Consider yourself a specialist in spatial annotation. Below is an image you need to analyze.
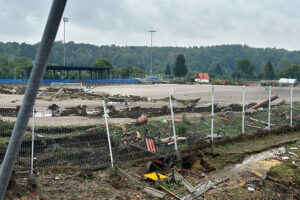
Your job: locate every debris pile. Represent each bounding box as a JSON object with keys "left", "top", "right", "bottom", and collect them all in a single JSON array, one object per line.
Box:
[
  {"left": 246, "top": 95, "right": 278, "bottom": 114},
  {"left": 39, "top": 87, "right": 109, "bottom": 100},
  {"left": 0, "top": 86, "right": 25, "bottom": 95}
]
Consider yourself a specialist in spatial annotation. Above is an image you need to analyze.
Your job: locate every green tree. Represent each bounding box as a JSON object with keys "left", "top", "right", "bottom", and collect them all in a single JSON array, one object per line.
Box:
[
  {"left": 262, "top": 60, "right": 274, "bottom": 79},
  {"left": 8, "top": 56, "right": 33, "bottom": 78},
  {"left": 277, "top": 58, "right": 292, "bottom": 71},
  {"left": 173, "top": 54, "right": 188, "bottom": 79},
  {"left": 211, "top": 63, "right": 223, "bottom": 77},
  {"left": 0, "top": 54, "right": 8, "bottom": 67},
  {"left": 278, "top": 64, "right": 300, "bottom": 79},
  {"left": 92, "top": 57, "right": 112, "bottom": 68},
  {"left": 236, "top": 58, "right": 255, "bottom": 79},
  {"left": 164, "top": 64, "right": 171, "bottom": 75},
  {"left": 120, "top": 66, "right": 145, "bottom": 78}
]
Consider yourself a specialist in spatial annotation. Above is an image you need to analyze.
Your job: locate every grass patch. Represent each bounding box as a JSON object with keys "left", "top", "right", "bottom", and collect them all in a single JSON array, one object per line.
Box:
[
  {"left": 269, "top": 140, "right": 300, "bottom": 185},
  {"left": 203, "top": 131, "right": 300, "bottom": 169}
]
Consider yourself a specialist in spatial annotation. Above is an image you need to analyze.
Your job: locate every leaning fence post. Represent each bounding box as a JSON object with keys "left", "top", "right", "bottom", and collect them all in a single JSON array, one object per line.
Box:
[
  {"left": 211, "top": 86, "right": 214, "bottom": 145},
  {"left": 290, "top": 84, "right": 294, "bottom": 127},
  {"left": 268, "top": 85, "right": 271, "bottom": 130},
  {"left": 30, "top": 106, "right": 35, "bottom": 175},
  {"left": 102, "top": 100, "right": 114, "bottom": 167},
  {"left": 242, "top": 85, "right": 245, "bottom": 136},
  {"left": 168, "top": 91, "right": 178, "bottom": 154}
]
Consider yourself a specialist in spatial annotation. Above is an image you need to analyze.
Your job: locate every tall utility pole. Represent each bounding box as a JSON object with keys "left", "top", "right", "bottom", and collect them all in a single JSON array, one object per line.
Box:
[
  {"left": 63, "top": 17, "right": 69, "bottom": 66},
  {"left": 0, "top": 0, "right": 67, "bottom": 198},
  {"left": 148, "top": 30, "right": 156, "bottom": 75}
]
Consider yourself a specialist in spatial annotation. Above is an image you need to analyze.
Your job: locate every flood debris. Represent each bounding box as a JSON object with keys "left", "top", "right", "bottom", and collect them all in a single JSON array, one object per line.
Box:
[
  {"left": 246, "top": 95, "right": 278, "bottom": 114},
  {"left": 48, "top": 104, "right": 88, "bottom": 116},
  {"left": 143, "top": 187, "right": 166, "bottom": 198},
  {"left": 181, "top": 177, "right": 229, "bottom": 200},
  {"left": 174, "top": 170, "right": 196, "bottom": 193},
  {"left": 116, "top": 166, "right": 140, "bottom": 184},
  {"left": 251, "top": 170, "right": 267, "bottom": 180},
  {"left": 136, "top": 114, "right": 148, "bottom": 125},
  {"left": 0, "top": 86, "right": 25, "bottom": 95},
  {"left": 39, "top": 87, "right": 109, "bottom": 101},
  {"left": 249, "top": 117, "right": 273, "bottom": 126},
  {"left": 144, "top": 172, "right": 167, "bottom": 181},
  {"left": 247, "top": 183, "right": 255, "bottom": 192},
  {"left": 158, "top": 184, "right": 181, "bottom": 199},
  {"left": 161, "top": 136, "right": 187, "bottom": 145}
]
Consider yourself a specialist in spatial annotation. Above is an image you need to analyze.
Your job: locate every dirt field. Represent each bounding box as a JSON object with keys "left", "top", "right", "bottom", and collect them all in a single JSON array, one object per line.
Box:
[
  {"left": 91, "top": 84, "right": 299, "bottom": 106},
  {"left": 0, "top": 84, "right": 298, "bottom": 108}
]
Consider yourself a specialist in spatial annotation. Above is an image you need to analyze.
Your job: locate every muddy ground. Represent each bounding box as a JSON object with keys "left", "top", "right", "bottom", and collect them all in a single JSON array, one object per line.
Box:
[
  {"left": 5, "top": 129, "right": 300, "bottom": 200},
  {"left": 0, "top": 84, "right": 298, "bottom": 108}
]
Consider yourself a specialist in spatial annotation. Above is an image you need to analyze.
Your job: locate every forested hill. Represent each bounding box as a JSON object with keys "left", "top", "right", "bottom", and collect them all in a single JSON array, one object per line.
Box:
[{"left": 1, "top": 41, "right": 300, "bottom": 73}]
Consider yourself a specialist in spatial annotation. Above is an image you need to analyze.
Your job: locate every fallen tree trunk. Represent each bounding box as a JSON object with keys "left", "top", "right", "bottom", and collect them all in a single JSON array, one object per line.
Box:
[{"left": 246, "top": 95, "right": 278, "bottom": 114}]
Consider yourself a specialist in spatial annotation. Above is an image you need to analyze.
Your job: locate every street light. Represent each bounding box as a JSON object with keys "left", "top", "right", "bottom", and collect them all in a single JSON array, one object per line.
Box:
[
  {"left": 63, "top": 17, "right": 69, "bottom": 66},
  {"left": 148, "top": 30, "right": 156, "bottom": 75}
]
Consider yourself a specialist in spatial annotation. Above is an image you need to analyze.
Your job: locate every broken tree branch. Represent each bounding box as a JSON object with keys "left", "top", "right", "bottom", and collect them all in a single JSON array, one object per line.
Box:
[{"left": 246, "top": 95, "right": 278, "bottom": 114}]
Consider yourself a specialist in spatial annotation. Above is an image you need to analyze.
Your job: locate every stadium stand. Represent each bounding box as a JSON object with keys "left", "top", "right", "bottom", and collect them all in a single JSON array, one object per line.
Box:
[{"left": 0, "top": 79, "right": 22, "bottom": 84}]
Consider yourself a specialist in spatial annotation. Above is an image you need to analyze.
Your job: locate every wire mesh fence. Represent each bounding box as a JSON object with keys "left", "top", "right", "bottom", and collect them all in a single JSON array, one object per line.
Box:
[{"left": 0, "top": 83, "right": 299, "bottom": 173}]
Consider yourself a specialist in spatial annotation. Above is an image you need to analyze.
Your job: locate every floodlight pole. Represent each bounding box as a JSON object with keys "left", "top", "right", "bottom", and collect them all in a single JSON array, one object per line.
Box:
[
  {"left": 63, "top": 17, "right": 68, "bottom": 66},
  {"left": 148, "top": 30, "right": 156, "bottom": 75},
  {"left": 0, "top": 1, "right": 67, "bottom": 199}
]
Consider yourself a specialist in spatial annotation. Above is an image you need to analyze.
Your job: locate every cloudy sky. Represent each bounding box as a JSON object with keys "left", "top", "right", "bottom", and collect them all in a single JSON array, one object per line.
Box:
[{"left": 1, "top": 0, "right": 300, "bottom": 50}]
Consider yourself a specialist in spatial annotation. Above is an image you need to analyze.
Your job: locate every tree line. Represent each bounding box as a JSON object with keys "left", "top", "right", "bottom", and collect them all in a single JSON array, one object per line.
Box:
[{"left": 0, "top": 41, "right": 300, "bottom": 80}]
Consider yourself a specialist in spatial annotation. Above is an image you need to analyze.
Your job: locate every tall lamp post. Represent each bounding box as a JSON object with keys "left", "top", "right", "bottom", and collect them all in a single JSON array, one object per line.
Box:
[
  {"left": 148, "top": 30, "right": 156, "bottom": 75},
  {"left": 63, "top": 17, "right": 68, "bottom": 66}
]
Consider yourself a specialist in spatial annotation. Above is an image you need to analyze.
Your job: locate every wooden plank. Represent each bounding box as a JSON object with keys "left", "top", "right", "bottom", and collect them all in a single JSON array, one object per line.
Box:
[
  {"left": 116, "top": 167, "right": 140, "bottom": 184},
  {"left": 143, "top": 187, "right": 166, "bottom": 198},
  {"left": 182, "top": 178, "right": 228, "bottom": 200},
  {"left": 174, "top": 171, "right": 196, "bottom": 193}
]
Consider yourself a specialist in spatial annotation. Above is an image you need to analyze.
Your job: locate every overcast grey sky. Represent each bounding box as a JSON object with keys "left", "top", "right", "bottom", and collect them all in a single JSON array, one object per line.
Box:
[{"left": 1, "top": 0, "right": 300, "bottom": 50}]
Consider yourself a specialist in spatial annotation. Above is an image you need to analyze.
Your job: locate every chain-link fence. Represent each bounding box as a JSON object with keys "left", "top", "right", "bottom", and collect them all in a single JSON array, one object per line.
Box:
[{"left": 0, "top": 83, "right": 299, "bottom": 173}]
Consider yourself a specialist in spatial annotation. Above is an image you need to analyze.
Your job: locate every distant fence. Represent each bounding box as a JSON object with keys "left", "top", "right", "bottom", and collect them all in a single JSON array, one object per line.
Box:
[{"left": 0, "top": 78, "right": 141, "bottom": 85}]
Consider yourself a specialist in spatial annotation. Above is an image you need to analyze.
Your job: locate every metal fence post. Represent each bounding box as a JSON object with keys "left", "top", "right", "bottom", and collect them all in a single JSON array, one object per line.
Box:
[
  {"left": 103, "top": 100, "right": 114, "bottom": 167},
  {"left": 268, "top": 85, "right": 271, "bottom": 130},
  {"left": 290, "top": 84, "right": 294, "bottom": 127},
  {"left": 211, "top": 86, "right": 214, "bottom": 144},
  {"left": 242, "top": 85, "right": 245, "bottom": 136},
  {"left": 31, "top": 106, "right": 35, "bottom": 175},
  {"left": 0, "top": 1, "right": 67, "bottom": 198},
  {"left": 168, "top": 91, "right": 178, "bottom": 153}
]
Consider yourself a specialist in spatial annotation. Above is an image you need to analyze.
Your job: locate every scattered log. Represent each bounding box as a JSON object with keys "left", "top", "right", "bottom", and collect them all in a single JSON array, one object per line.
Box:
[
  {"left": 161, "top": 136, "right": 187, "bottom": 145},
  {"left": 246, "top": 124, "right": 261, "bottom": 129},
  {"left": 246, "top": 95, "right": 278, "bottom": 114},
  {"left": 249, "top": 117, "right": 274, "bottom": 126},
  {"left": 251, "top": 170, "right": 267, "bottom": 180}
]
